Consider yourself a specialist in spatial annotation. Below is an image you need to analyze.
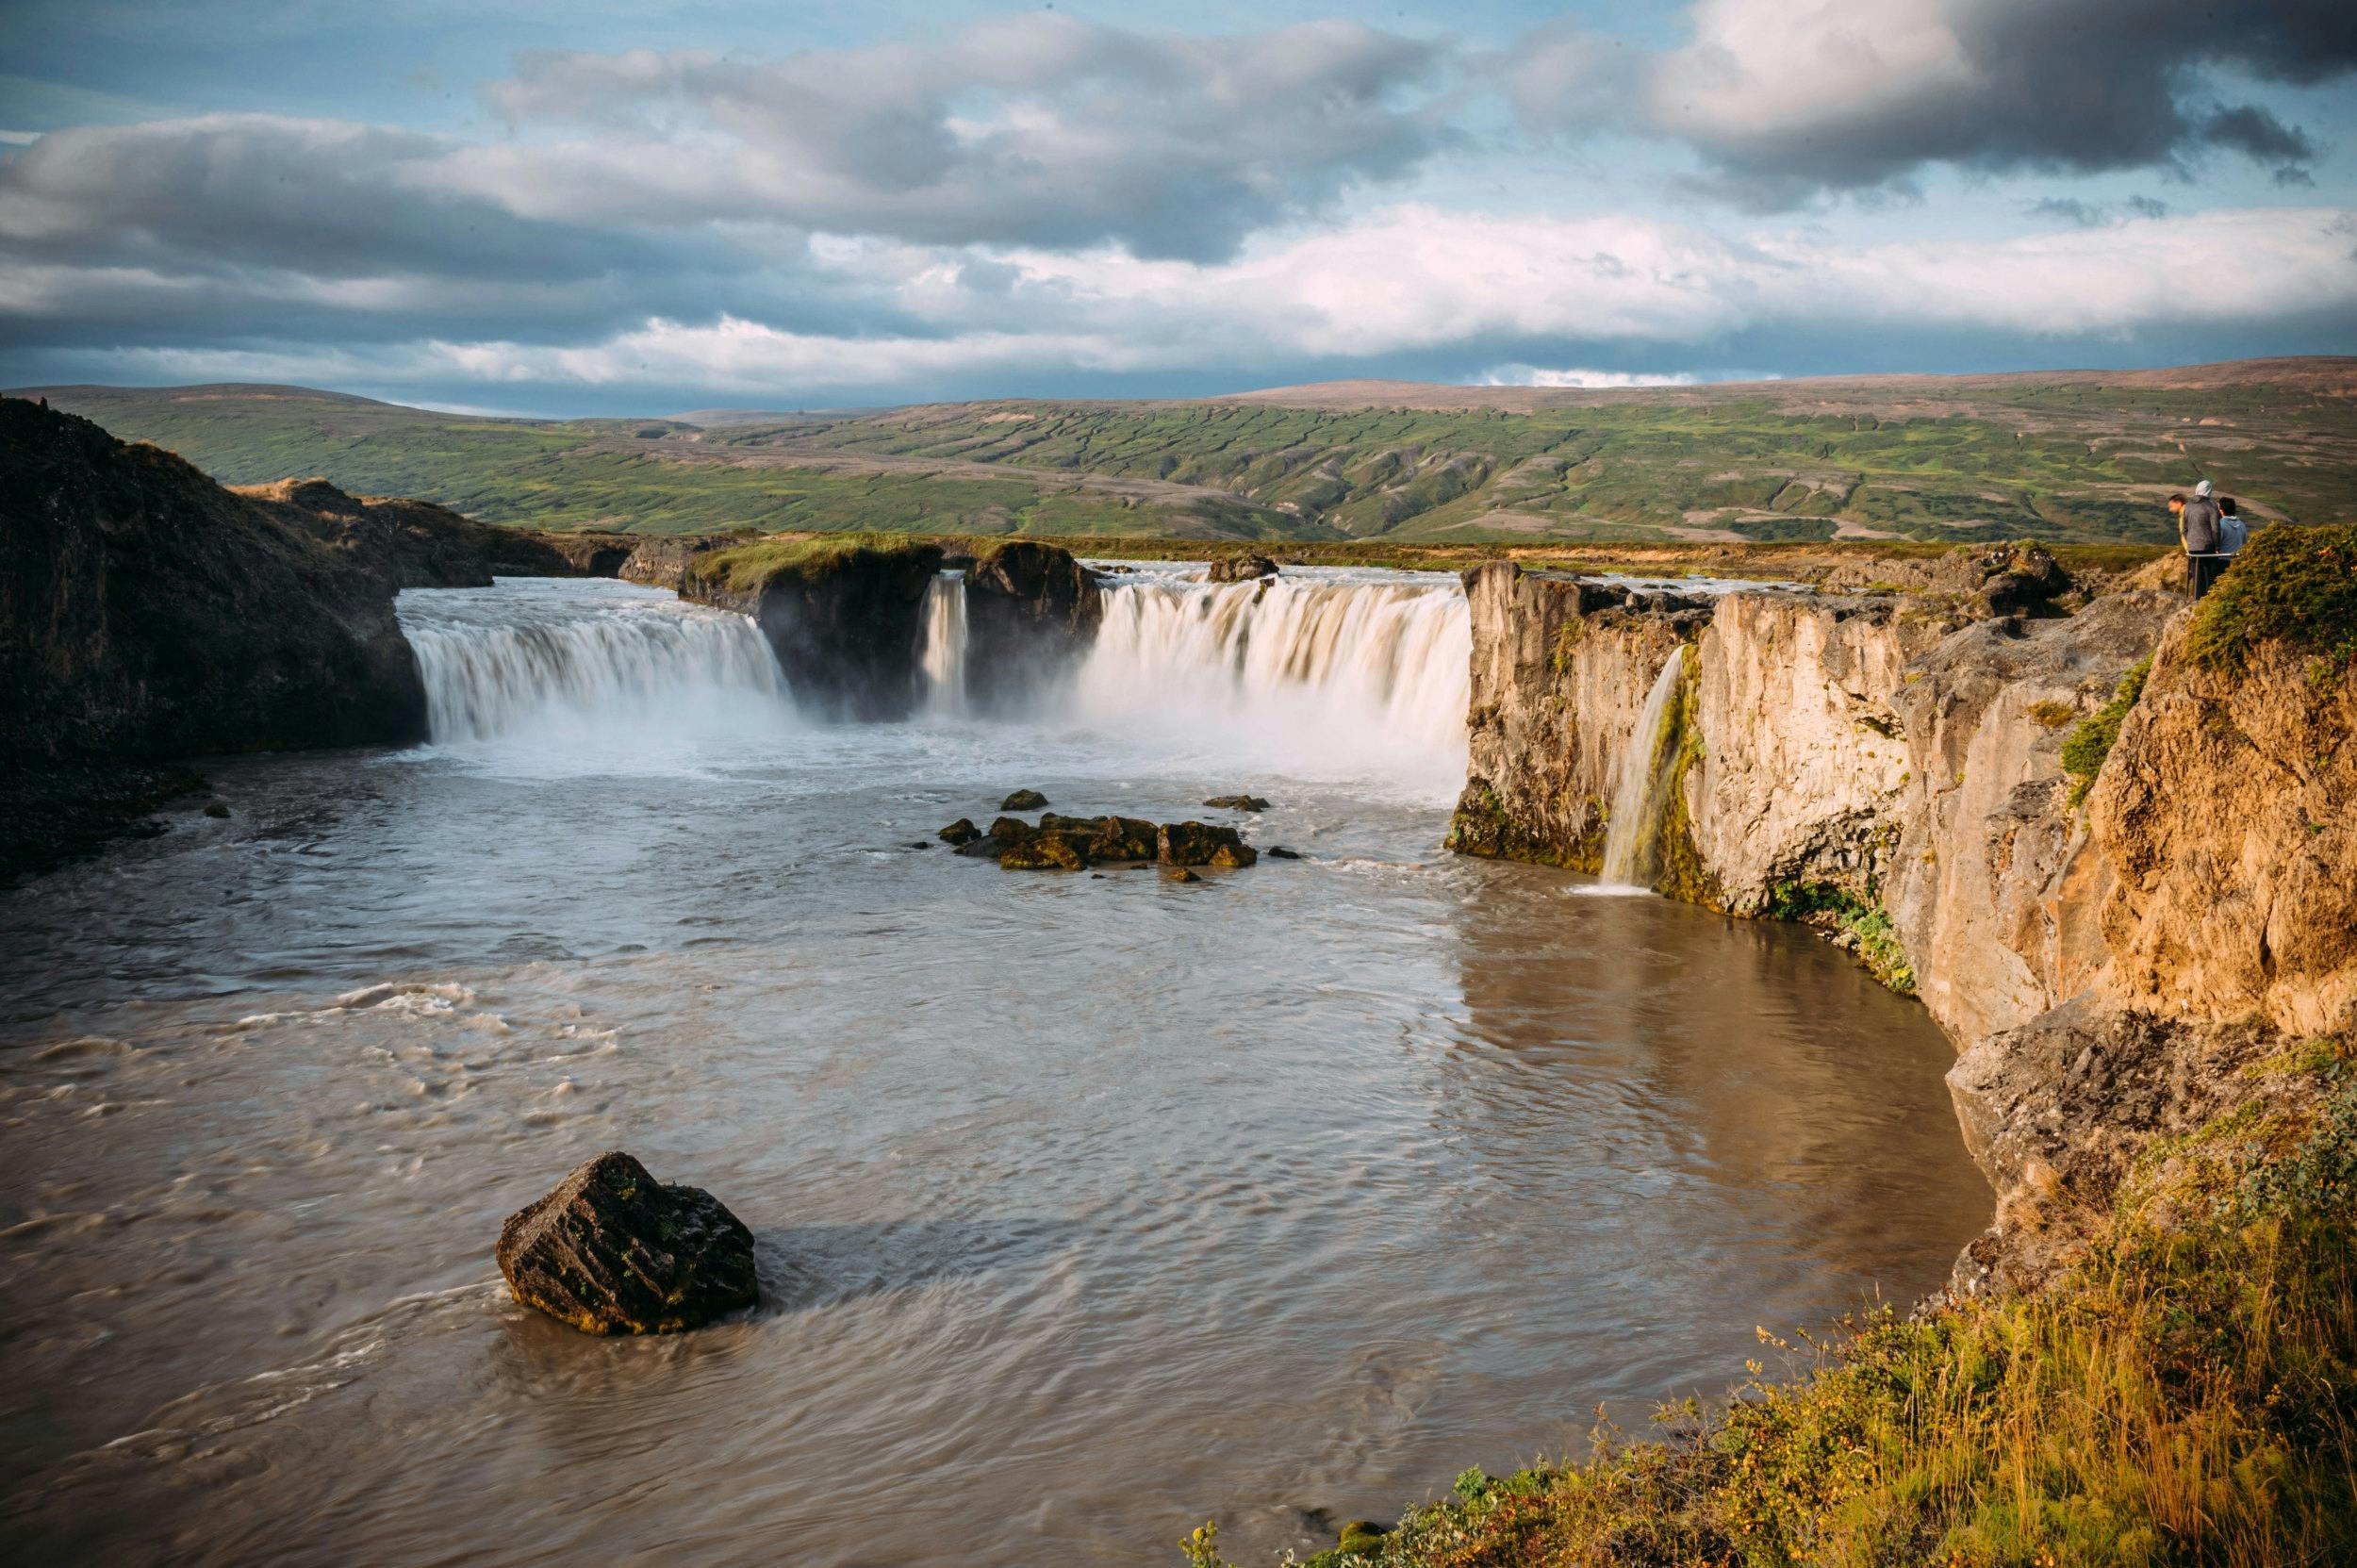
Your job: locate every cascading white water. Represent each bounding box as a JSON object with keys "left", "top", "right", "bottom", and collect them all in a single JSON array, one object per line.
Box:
[
  {"left": 1595, "top": 652, "right": 1688, "bottom": 891},
  {"left": 917, "top": 570, "right": 968, "bottom": 716},
  {"left": 397, "top": 578, "right": 790, "bottom": 748},
  {"left": 1072, "top": 567, "right": 1471, "bottom": 796}
]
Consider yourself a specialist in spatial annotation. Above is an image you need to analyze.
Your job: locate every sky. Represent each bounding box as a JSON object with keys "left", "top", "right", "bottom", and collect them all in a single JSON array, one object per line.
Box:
[{"left": 2, "top": 0, "right": 2354, "bottom": 414}]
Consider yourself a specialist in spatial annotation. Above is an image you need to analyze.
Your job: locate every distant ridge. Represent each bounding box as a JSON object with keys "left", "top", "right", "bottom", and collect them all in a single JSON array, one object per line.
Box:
[
  {"left": 16, "top": 356, "right": 2356, "bottom": 548},
  {"left": 1214, "top": 357, "right": 2357, "bottom": 413}
]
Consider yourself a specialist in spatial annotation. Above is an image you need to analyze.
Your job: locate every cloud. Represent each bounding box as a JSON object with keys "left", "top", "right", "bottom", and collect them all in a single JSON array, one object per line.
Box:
[
  {"left": 460, "top": 16, "right": 1453, "bottom": 261},
  {"left": 1478, "top": 366, "right": 1707, "bottom": 388},
  {"left": 1637, "top": 0, "right": 2357, "bottom": 205},
  {"left": 33, "top": 203, "right": 2351, "bottom": 404}
]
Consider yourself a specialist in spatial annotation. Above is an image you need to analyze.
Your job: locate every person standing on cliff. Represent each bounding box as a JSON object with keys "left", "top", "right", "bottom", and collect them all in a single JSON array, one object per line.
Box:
[{"left": 2176, "top": 480, "right": 2225, "bottom": 599}]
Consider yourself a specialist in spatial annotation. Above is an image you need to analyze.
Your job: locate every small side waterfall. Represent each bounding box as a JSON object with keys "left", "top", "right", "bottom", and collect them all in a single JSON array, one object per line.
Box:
[
  {"left": 397, "top": 579, "right": 790, "bottom": 745},
  {"left": 1596, "top": 652, "right": 1689, "bottom": 890},
  {"left": 917, "top": 571, "right": 969, "bottom": 715}
]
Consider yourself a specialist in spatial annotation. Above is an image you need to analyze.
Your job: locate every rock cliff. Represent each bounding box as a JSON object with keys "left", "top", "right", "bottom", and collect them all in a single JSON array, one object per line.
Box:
[
  {"left": 962, "top": 539, "right": 1104, "bottom": 711},
  {"left": 678, "top": 536, "right": 946, "bottom": 718},
  {"left": 236, "top": 477, "right": 634, "bottom": 586},
  {"left": 1448, "top": 535, "right": 2355, "bottom": 1291},
  {"left": 1, "top": 398, "right": 430, "bottom": 875}
]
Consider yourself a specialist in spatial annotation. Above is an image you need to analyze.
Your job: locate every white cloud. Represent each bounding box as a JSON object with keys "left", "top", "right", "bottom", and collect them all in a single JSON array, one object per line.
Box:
[
  {"left": 59, "top": 202, "right": 2349, "bottom": 401},
  {"left": 1479, "top": 367, "right": 1704, "bottom": 388}
]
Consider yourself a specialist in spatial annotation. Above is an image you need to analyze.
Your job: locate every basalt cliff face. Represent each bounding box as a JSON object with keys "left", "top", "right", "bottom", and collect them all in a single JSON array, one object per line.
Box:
[
  {"left": 0, "top": 400, "right": 431, "bottom": 876},
  {"left": 675, "top": 539, "right": 947, "bottom": 719},
  {"left": 962, "top": 539, "right": 1105, "bottom": 712},
  {"left": 1448, "top": 540, "right": 2355, "bottom": 1292}
]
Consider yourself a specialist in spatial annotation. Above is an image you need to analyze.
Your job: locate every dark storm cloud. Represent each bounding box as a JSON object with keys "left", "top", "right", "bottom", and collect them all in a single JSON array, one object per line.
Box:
[
  {"left": 470, "top": 15, "right": 1454, "bottom": 262},
  {"left": 0, "top": 115, "right": 984, "bottom": 349},
  {"left": 1639, "top": 0, "right": 2357, "bottom": 206}
]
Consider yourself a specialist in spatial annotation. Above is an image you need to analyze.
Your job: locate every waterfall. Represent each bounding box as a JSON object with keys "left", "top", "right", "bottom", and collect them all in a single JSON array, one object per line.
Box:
[
  {"left": 1072, "top": 569, "right": 1470, "bottom": 794},
  {"left": 397, "top": 579, "right": 790, "bottom": 746},
  {"left": 917, "top": 571, "right": 968, "bottom": 715},
  {"left": 1595, "top": 652, "right": 1688, "bottom": 891}
]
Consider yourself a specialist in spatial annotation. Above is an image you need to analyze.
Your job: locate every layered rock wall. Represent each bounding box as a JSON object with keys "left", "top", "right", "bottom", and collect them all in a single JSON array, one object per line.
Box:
[
  {"left": 1446, "top": 564, "right": 1704, "bottom": 867},
  {"left": 1443, "top": 554, "right": 2357, "bottom": 1291}
]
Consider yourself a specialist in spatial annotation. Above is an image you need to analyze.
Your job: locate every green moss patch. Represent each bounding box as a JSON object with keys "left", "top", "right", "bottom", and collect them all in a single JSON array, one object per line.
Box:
[
  {"left": 2185, "top": 521, "right": 2357, "bottom": 675},
  {"left": 697, "top": 533, "right": 938, "bottom": 593},
  {"left": 1760, "top": 881, "right": 1916, "bottom": 994},
  {"left": 2060, "top": 655, "right": 2153, "bottom": 810}
]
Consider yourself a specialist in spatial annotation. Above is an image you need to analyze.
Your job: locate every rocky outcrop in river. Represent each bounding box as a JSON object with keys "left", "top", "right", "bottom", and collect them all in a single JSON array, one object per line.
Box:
[
  {"left": 963, "top": 540, "right": 1105, "bottom": 711},
  {"left": 678, "top": 536, "right": 946, "bottom": 718},
  {"left": 497, "top": 1151, "right": 759, "bottom": 1335},
  {"left": 1448, "top": 531, "right": 2356, "bottom": 1289}
]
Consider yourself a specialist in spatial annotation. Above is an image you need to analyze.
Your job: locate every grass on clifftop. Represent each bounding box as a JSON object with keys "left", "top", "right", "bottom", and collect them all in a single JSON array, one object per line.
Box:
[
  {"left": 2185, "top": 522, "right": 2357, "bottom": 675},
  {"left": 696, "top": 533, "right": 937, "bottom": 593},
  {"left": 2061, "top": 657, "right": 2155, "bottom": 812},
  {"left": 1187, "top": 1046, "right": 2357, "bottom": 1568}
]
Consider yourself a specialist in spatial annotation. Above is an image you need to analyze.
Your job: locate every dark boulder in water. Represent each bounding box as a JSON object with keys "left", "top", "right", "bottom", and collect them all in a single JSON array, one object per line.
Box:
[
  {"left": 1202, "top": 794, "right": 1272, "bottom": 812},
  {"left": 999, "top": 829, "right": 1092, "bottom": 870},
  {"left": 1265, "top": 845, "right": 1302, "bottom": 859},
  {"left": 1159, "top": 820, "right": 1259, "bottom": 868},
  {"left": 1166, "top": 866, "right": 1202, "bottom": 883},
  {"left": 496, "top": 1150, "right": 759, "bottom": 1336},
  {"left": 938, "top": 817, "right": 981, "bottom": 845},
  {"left": 1001, "top": 788, "right": 1050, "bottom": 810},
  {"left": 1207, "top": 553, "right": 1278, "bottom": 584}
]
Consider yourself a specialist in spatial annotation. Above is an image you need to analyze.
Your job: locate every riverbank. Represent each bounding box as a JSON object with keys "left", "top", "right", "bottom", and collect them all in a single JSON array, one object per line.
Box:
[{"left": 1199, "top": 1047, "right": 2353, "bottom": 1567}]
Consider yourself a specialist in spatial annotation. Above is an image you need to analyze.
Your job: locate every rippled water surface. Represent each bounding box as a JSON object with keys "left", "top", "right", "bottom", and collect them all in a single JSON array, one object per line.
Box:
[{"left": 0, "top": 577, "right": 1988, "bottom": 1566}]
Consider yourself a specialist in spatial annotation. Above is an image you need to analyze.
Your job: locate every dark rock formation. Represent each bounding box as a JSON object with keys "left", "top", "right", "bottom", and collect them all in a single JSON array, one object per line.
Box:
[
  {"left": 1202, "top": 794, "right": 1271, "bottom": 812},
  {"left": 495, "top": 1150, "right": 759, "bottom": 1336},
  {"left": 1001, "top": 788, "right": 1049, "bottom": 810},
  {"left": 237, "top": 476, "right": 629, "bottom": 586},
  {"left": 1, "top": 398, "right": 428, "bottom": 878},
  {"left": 1266, "top": 845, "right": 1302, "bottom": 860},
  {"left": 939, "top": 817, "right": 981, "bottom": 845},
  {"left": 964, "top": 541, "right": 1104, "bottom": 711},
  {"left": 1208, "top": 553, "right": 1278, "bottom": 584},
  {"left": 1159, "top": 820, "right": 1258, "bottom": 867},
  {"left": 619, "top": 535, "right": 739, "bottom": 592},
  {"left": 681, "top": 537, "right": 945, "bottom": 719}
]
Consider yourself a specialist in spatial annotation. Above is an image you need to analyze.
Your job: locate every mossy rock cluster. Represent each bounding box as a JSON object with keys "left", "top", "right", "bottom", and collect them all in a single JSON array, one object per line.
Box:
[{"left": 938, "top": 810, "right": 1256, "bottom": 871}]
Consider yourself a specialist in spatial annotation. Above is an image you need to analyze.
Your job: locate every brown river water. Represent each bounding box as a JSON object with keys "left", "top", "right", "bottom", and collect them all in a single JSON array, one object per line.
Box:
[{"left": 0, "top": 574, "right": 1989, "bottom": 1566}]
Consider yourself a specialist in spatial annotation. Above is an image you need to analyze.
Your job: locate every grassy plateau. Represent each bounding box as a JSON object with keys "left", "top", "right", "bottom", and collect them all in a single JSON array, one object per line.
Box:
[{"left": 18, "top": 359, "right": 2356, "bottom": 546}]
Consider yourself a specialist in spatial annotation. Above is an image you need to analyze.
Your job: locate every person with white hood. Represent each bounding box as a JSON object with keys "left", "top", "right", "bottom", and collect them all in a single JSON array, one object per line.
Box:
[{"left": 2177, "top": 479, "right": 2226, "bottom": 599}]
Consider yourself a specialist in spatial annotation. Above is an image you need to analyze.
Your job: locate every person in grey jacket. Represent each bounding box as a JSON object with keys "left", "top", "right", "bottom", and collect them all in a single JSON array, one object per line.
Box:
[{"left": 2178, "top": 479, "right": 2224, "bottom": 598}]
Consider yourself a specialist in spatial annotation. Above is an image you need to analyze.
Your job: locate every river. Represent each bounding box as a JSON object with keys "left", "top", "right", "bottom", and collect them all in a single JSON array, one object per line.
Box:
[{"left": 0, "top": 569, "right": 1989, "bottom": 1566}]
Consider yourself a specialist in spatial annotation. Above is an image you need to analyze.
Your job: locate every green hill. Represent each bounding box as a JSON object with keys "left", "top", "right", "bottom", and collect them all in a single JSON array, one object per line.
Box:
[{"left": 17, "top": 359, "right": 2356, "bottom": 544}]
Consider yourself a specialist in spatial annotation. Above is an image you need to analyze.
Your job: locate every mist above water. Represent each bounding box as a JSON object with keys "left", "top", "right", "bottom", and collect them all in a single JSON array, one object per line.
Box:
[{"left": 1075, "top": 565, "right": 1472, "bottom": 798}]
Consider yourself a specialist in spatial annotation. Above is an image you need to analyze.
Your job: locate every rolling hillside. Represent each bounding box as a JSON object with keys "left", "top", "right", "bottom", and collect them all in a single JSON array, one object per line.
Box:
[{"left": 18, "top": 358, "right": 2356, "bottom": 543}]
